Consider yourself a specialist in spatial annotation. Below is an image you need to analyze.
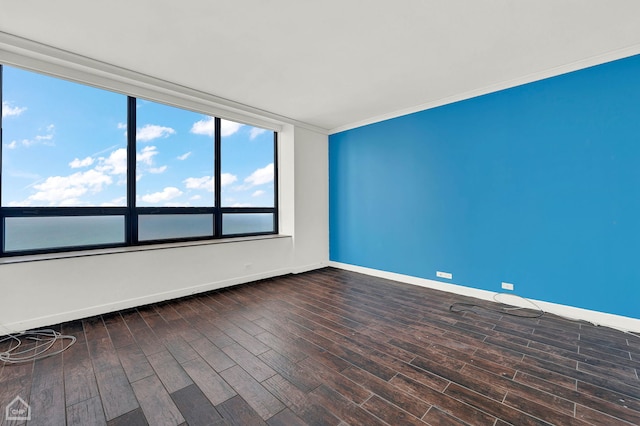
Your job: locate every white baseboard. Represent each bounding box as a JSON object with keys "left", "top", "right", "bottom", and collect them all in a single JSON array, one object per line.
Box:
[
  {"left": 1, "top": 266, "right": 296, "bottom": 334},
  {"left": 329, "top": 261, "right": 640, "bottom": 334}
]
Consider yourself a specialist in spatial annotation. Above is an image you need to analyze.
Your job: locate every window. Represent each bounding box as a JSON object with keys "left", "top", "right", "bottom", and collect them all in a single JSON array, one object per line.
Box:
[
  {"left": 0, "top": 65, "right": 278, "bottom": 256},
  {"left": 221, "top": 119, "right": 277, "bottom": 236}
]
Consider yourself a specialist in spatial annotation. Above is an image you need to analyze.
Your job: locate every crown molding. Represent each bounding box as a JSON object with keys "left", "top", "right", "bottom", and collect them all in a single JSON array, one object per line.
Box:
[
  {"left": 329, "top": 43, "right": 640, "bottom": 135},
  {"left": 0, "top": 31, "right": 329, "bottom": 135}
]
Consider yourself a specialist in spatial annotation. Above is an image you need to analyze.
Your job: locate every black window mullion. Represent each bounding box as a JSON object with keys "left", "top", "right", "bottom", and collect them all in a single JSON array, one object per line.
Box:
[
  {"left": 220, "top": 207, "right": 275, "bottom": 214},
  {"left": 0, "top": 64, "right": 4, "bottom": 256},
  {"left": 214, "top": 117, "right": 222, "bottom": 237},
  {"left": 273, "top": 132, "right": 279, "bottom": 234},
  {"left": 127, "top": 96, "right": 138, "bottom": 245},
  {"left": 0, "top": 210, "right": 4, "bottom": 256},
  {"left": 2, "top": 207, "right": 128, "bottom": 217},
  {"left": 0, "top": 64, "right": 279, "bottom": 257}
]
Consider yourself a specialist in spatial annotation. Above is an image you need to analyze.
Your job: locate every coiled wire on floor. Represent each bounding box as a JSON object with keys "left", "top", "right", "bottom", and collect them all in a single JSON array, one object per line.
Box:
[{"left": 0, "top": 329, "right": 76, "bottom": 364}]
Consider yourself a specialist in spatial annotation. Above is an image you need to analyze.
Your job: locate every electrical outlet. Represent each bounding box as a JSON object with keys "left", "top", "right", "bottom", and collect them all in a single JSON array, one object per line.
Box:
[
  {"left": 436, "top": 271, "right": 453, "bottom": 280},
  {"left": 501, "top": 282, "right": 514, "bottom": 291}
]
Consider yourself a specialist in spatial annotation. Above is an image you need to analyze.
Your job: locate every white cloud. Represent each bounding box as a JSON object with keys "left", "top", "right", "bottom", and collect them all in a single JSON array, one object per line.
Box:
[
  {"left": 190, "top": 117, "right": 243, "bottom": 137},
  {"left": 12, "top": 139, "right": 35, "bottom": 148},
  {"left": 141, "top": 187, "right": 182, "bottom": 203},
  {"left": 250, "top": 127, "right": 267, "bottom": 140},
  {"left": 184, "top": 176, "right": 214, "bottom": 192},
  {"left": 222, "top": 120, "right": 243, "bottom": 137},
  {"left": 149, "top": 165, "right": 168, "bottom": 174},
  {"left": 35, "top": 125, "right": 55, "bottom": 145},
  {"left": 190, "top": 195, "right": 202, "bottom": 201},
  {"left": 252, "top": 190, "right": 265, "bottom": 197},
  {"left": 244, "top": 163, "right": 274, "bottom": 187},
  {"left": 232, "top": 203, "right": 252, "bottom": 207},
  {"left": 177, "top": 152, "right": 192, "bottom": 160},
  {"left": 184, "top": 173, "right": 237, "bottom": 192},
  {"left": 96, "top": 148, "right": 128, "bottom": 175},
  {"left": 69, "top": 156, "right": 95, "bottom": 168},
  {"left": 221, "top": 173, "right": 238, "bottom": 187},
  {"left": 8, "top": 124, "right": 55, "bottom": 148},
  {"left": 100, "top": 196, "right": 127, "bottom": 207},
  {"left": 132, "top": 146, "right": 162, "bottom": 182},
  {"left": 2, "top": 101, "right": 26, "bottom": 118},
  {"left": 59, "top": 198, "right": 86, "bottom": 207},
  {"left": 14, "top": 145, "right": 135, "bottom": 206},
  {"left": 191, "top": 117, "right": 215, "bottom": 137},
  {"left": 136, "top": 124, "right": 175, "bottom": 142},
  {"left": 28, "top": 169, "right": 113, "bottom": 206},
  {"left": 117, "top": 123, "right": 128, "bottom": 138},
  {"left": 136, "top": 145, "right": 158, "bottom": 166}
]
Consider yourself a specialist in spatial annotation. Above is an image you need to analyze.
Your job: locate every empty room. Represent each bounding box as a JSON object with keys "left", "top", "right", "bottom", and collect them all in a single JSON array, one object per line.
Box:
[{"left": 1, "top": 1, "right": 639, "bottom": 425}]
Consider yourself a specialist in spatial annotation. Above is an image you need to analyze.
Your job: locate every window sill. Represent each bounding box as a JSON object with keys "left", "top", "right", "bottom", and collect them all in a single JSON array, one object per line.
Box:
[{"left": 0, "top": 234, "right": 291, "bottom": 265}]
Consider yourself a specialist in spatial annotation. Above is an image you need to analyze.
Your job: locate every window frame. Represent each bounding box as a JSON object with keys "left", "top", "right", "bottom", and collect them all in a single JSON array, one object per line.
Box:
[{"left": 0, "top": 65, "right": 279, "bottom": 257}]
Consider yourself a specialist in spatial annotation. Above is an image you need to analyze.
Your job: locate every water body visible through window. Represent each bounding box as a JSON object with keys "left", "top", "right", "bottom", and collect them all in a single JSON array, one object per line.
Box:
[{"left": 0, "top": 65, "right": 278, "bottom": 256}]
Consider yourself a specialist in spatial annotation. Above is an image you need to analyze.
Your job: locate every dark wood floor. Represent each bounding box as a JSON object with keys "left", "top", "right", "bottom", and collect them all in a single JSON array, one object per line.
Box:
[{"left": 1, "top": 268, "right": 639, "bottom": 425}]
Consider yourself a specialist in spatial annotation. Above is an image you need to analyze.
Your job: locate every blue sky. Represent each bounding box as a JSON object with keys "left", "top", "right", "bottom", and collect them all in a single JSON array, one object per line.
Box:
[{"left": 1, "top": 65, "right": 275, "bottom": 208}]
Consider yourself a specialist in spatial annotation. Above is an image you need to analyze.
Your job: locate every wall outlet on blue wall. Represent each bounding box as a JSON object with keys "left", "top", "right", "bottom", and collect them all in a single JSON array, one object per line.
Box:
[
  {"left": 436, "top": 271, "right": 453, "bottom": 279},
  {"left": 329, "top": 53, "right": 640, "bottom": 319},
  {"left": 501, "top": 282, "right": 514, "bottom": 291}
]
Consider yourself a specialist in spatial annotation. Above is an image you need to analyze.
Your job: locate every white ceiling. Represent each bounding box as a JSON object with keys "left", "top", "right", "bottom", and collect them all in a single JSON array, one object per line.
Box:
[{"left": 2, "top": 1, "right": 640, "bottom": 133}]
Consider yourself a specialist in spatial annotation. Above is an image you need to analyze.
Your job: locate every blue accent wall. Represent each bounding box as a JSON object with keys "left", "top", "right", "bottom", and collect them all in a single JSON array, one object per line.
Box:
[{"left": 329, "top": 54, "right": 640, "bottom": 319}]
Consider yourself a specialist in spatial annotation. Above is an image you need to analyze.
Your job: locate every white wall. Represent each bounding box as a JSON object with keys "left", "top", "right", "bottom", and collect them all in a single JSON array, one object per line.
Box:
[
  {"left": 0, "top": 125, "right": 329, "bottom": 332},
  {"left": 292, "top": 126, "right": 329, "bottom": 269}
]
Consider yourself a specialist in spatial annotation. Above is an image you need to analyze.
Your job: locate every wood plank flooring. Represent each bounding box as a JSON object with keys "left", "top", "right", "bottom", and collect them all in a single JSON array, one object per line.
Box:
[{"left": 1, "top": 267, "right": 639, "bottom": 425}]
